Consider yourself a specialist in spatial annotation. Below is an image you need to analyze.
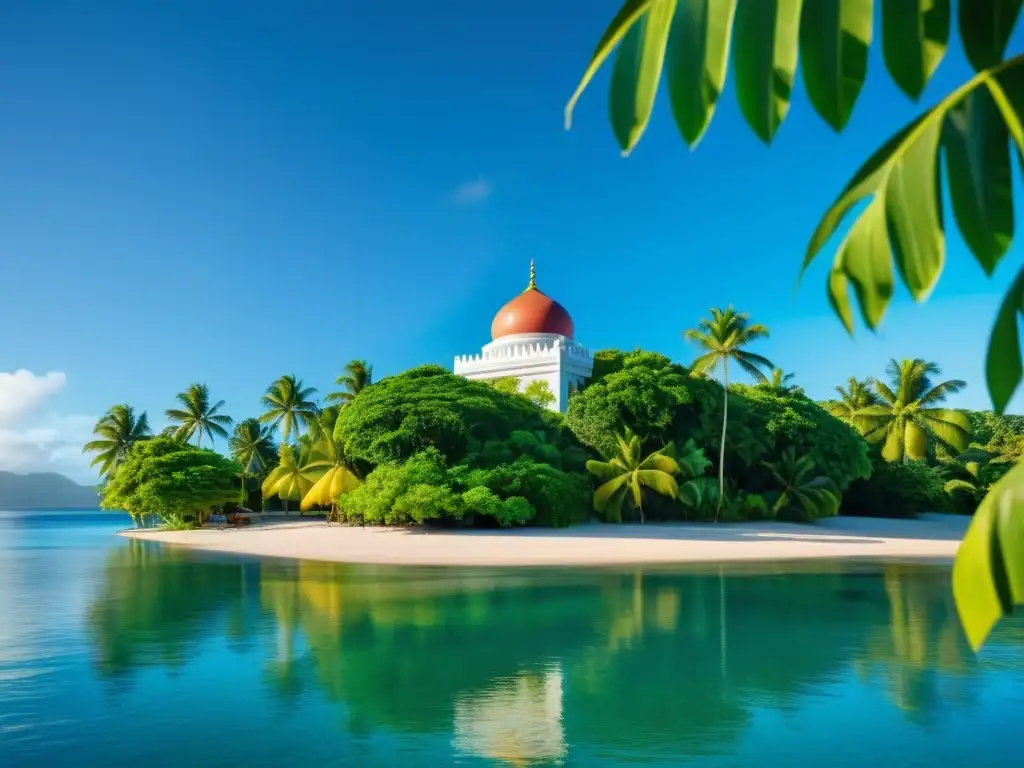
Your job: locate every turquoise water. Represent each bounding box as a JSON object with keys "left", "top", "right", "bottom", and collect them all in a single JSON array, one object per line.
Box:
[{"left": 2, "top": 511, "right": 1024, "bottom": 767}]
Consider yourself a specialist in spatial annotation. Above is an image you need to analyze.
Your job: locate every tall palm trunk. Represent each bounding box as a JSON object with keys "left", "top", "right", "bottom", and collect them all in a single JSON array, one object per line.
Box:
[
  {"left": 717, "top": 359, "right": 729, "bottom": 521},
  {"left": 196, "top": 425, "right": 204, "bottom": 448}
]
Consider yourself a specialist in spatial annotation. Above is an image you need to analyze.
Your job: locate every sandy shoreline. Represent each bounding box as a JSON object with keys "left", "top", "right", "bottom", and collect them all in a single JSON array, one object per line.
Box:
[{"left": 119, "top": 514, "right": 969, "bottom": 567}]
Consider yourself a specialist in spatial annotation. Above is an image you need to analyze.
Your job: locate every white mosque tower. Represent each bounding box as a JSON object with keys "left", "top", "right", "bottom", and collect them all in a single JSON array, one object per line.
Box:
[{"left": 454, "top": 261, "right": 593, "bottom": 413}]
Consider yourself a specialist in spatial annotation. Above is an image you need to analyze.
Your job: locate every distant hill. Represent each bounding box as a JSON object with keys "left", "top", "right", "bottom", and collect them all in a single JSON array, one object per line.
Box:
[{"left": 0, "top": 471, "right": 100, "bottom": 509}]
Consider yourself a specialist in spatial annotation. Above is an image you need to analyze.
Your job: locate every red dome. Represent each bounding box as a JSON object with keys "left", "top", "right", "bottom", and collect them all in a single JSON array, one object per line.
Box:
[{"left": 490, "top": 262, "right": 574, "bottom": 340}]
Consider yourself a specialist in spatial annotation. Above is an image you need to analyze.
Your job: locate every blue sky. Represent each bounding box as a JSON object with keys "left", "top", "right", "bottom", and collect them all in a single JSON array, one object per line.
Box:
[{"left": 0, "top": 1, "right": 1019, "bottom": 482}]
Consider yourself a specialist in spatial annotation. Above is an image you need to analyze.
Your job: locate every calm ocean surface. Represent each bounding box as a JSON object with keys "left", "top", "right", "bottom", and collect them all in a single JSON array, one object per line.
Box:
[{"left": 2, "top": 509, "right": 1023, "bottom": 767}]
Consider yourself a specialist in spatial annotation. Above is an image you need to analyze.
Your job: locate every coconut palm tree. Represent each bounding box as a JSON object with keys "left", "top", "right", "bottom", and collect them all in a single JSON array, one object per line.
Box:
[
  {"left": 684, "top": 307, "right": 773, "bottom": 517},
  {"left": 761, "top": 368, "right": 804, "bottom": 396},
  {"left": 826, "top": 377, "right": 883, "bottom": 431},
  {"left": 325, "top": 360, "right": 373, "bottom": 406},
  {"left": 165, "top": 383, "right": 233, "bottom": 448},
  {"left": 299, "top": 431, "right": 361, "bottom": 522},
  {"left": 262, "top": 444, "right": 319, "bottom": 515},
  {"left": 585, "top": 428, "right": 679, "bottom": 524},
  {"left": 82, "top": 404, "right": 152, "bottom": 478},
  {"left": 259, "top": 375, "right": 319, "bottom": 445},
  {"left": 858, "top": 359, "right": 972, "bottom": 463},
  {"left": 229, "top": 418, "right": 278, "bottom": 506},
  {"left": 312, "top": 404, "right": 341, "bottom": 442}
]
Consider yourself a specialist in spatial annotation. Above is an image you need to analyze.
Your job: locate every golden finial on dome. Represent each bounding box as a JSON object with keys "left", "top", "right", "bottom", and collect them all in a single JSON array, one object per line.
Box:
[{"left": 527, "top": 259, "right": 536, "bottom": 291}]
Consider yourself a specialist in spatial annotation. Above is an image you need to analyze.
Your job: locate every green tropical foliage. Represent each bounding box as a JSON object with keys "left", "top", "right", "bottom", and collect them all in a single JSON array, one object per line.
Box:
[
  {"left": 943, "top": 448, "right": 1008, "bottom": 512},
  {"left": 100, "top": 437, "right": 240, "bottom": 529},
  {"left": 826, "top": 376, "right": 882, "bottom": 429},
  {"left": 565, "top": 349, "right": 870, "bottom": 512},
  {"left": 333, "top": 365, "right": 562, "bottom": 469},
  {"left": 586, "top": 429, "right": 680, "bottom": 523},
  {"left": 965, "top": 410, "right": 1024, "bottom": 462},
  {"left": 857, "top": 359, "right": 971, "bottom": 462},
  {"left": 228, "top": 418, "right": 278, "bottom": 505},
  {"left": 671, "top": 438, "right": 711, "bottom": 517},
  {"left": 953, "top": 458, "right": 1024, "bottom": 650},
  {"left": 165, "top": 383, "right": 233, "bottom": 448},
  {"left": 260, "top": 375, "right": 319, "bottom": 445},
  {"left": 843, "top": 458, "right": 950, "bottom": 519},
  {"left": 568, "top": 0, "right": 1024, "bottom": 647},
  {"left": 761, "top": 368, "right": 803, "bottom": 396},
  {"left": 762, "top": 447, "right": 841, "bottom": 522},
  {"left": 83, "top": 404, "right": 152, "bottom": 478},
  {"left": 325, "top": 360, "right": 373, "bottom": 406},
  {"left": 523, "top": 379, "right": 557, "bottom": 408},
  {"left": 684, "top": 307, "right": 773, "bottom": 515},
  {"left": 487, "top": 377, "right": 522, "bottom": 396}
]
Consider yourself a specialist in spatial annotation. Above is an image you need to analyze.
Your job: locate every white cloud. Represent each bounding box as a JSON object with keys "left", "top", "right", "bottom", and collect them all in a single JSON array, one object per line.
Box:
[
  {"left": 0, "top": 413, "right": 98, "bottom": 482},
  {"left": 453, "top": 177, "right": 493, "bottom": 206},
  {"left": 0, "top": 370, "right": 97, "bottom": 482},
  {"left": 0, "top": 370, "right": 66, "bottom": 424}
]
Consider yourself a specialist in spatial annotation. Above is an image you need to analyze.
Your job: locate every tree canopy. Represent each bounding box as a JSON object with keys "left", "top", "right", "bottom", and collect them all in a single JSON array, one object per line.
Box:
[
  {"left": 100, "top": 437, "right": 241, "bottom": 528},
  {"left": 333, "top": 365, "right": 562, "bottom": 469}
]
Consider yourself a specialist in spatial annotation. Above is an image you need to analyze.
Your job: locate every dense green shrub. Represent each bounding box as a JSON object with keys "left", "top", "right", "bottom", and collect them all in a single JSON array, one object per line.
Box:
[
  {"left": 337, "top": 449, "right": 460, "bottom": 525},
  {"left": 100, "top": 437, "right": 240, "bottom": 528},
  {"left": 841, "top": 460, "right": 949, "bottom": 518},
  {"left": 456, "top": 459, "right": 590, "bottom": 527},
  {"left": 336, "top": 447, "right": 586, "bottom": 528},
  {"left": 334, "top": 365, "right": 561, "bottom": 469}
]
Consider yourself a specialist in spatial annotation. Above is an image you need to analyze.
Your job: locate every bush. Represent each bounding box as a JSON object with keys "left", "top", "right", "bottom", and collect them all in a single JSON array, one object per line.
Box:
[
  {"left": 459, "top": 459, "right": 590, "bottom": 527},
  {"left": 100, "top": 437, "right": 240, "bottom": 528},
  {"left": 337, "top": 449, "right": 459, "bottom": 525},
  {"left": 841, "top": 460, "right": 950, "bottom": 518},
  {"left": 334, "top": 365, "right": 561, "bottom": 470}
]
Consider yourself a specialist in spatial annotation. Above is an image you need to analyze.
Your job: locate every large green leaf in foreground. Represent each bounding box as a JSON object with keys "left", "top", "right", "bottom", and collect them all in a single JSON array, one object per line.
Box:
[{"left": 954, "top": 459, "right": 1024, "bottom": 650}]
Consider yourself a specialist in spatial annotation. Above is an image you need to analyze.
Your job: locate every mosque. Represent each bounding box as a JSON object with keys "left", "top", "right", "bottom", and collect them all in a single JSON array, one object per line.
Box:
[{"left": 454, "top": 262, "right": 594, "bottom": 413}]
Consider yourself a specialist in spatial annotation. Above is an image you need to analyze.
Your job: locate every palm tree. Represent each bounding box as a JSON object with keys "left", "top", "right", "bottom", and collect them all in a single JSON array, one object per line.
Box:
[
  {"left": 325, "top": 360, "right": 373, "bottom": 406},
  {"left": 312, "top": 405, "right": 341, "bottom": 442},
  {"left": 262, "top": 444, "right": 318, "bottom": 515},
  {"left": 761, "top": 368, "right": 804, "bottom": 396},
  {"left": 684, "top": 307, "right": 773, "bottom": 517},
  {"left": 299, "top": 431, "right": 361, "bottom": 522},
  {"left": 826, "top": 376, "right": 883, "bottom": 431},
  {"left": 858, "top": 359, "right": 971, "bottom": 463},
  {"left": 259, "top": 375, "right": 319, "bottom": 445},
  {"left": 229, "top": 418, "right": 278, "bottom": 506},
  {"left": 762, "top": 447, "right": 840, "bottom": 521},
  {"left": 585, "top": 429, "right": 679, "bottom": 523},
  {"left": 165, "top": 383, "right": 233, "bottom": 448},
  {"left": 82, "top": 404, "right": 152, "bottom": 478}
]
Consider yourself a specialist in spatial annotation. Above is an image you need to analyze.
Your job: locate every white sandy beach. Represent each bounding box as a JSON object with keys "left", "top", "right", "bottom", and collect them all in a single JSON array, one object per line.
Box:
[{"left": 120, "top": 514, "right": 969, "bottom": 567}]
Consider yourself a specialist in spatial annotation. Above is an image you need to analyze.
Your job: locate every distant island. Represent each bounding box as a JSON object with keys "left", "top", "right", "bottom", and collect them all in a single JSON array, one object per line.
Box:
[{"left": 0, "top": 471, "right": 100, "bottom": 510}]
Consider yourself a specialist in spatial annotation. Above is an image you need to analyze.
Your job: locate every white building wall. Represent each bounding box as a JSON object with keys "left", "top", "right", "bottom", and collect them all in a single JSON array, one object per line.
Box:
[{"left": 453, "top": 332, "right": 593, "bottom": 413}]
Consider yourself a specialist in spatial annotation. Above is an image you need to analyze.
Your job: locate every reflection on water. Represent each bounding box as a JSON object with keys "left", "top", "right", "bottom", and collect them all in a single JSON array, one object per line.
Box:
[
  {"left": 3, "top": 511, "right": 1024, "bottom": 767},
  {"left": 453, "top": 667, "right": 566, "bottom": 767}
]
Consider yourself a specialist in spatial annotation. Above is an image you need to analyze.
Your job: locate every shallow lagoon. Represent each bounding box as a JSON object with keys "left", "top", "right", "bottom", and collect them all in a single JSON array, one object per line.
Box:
[{"left": 2, "top": 510, "right": 1023, "bottom": 767}]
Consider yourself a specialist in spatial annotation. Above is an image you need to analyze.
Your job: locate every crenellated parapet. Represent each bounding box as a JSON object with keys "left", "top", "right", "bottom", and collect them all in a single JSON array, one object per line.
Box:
[{"left": 454, "top": 334, "right": 592, "bottom": 369}]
